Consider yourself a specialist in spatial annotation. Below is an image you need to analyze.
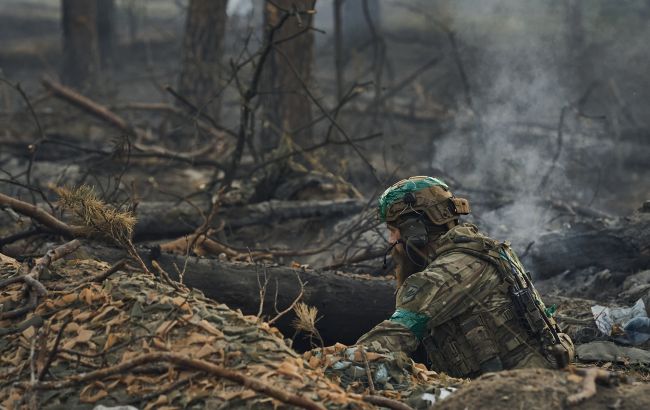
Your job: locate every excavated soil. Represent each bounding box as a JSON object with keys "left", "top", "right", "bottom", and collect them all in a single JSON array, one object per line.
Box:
[{"left": 433, "top": 368, "right": 650, "bottom": 410}]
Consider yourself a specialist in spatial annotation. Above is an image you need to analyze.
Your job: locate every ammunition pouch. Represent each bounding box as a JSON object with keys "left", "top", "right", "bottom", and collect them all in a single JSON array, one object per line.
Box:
[
  {"left": 423, "top": 312, "right": 507, "bottom": 378},
  {"left": 511, "top": 286, "right": 548, "bottom": 339}
]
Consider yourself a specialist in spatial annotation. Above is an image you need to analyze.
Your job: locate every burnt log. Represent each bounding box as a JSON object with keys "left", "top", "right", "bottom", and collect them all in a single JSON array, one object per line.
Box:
[
  {"left": 80, "top": 243, "right": 395, "bottom": 346},
  {"left": 0, "top": 192, "right": 365, "bottom": 242},
  {"left": 527, "top": 211, "right": 650, "bottom": 279},
  {"left": 153, "top": 251, "right": 395, "bottom": 347},
  {"left": 133, "top": 198, "right": 366, "bottom": 240}
]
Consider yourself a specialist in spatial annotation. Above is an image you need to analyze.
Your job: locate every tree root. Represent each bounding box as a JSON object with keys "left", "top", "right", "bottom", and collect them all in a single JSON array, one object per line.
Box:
[{"left": 567, "top": 367, "right": 622, "bottom": 406}]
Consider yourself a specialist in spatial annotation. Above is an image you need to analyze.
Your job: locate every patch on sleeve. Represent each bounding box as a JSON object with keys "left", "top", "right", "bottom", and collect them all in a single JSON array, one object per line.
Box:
[
  {"left": 401, "top": 284, "right": 421, "bottom": 304},
  {"left": 388, "top": 308, "right": 430, "bottom": 340}
]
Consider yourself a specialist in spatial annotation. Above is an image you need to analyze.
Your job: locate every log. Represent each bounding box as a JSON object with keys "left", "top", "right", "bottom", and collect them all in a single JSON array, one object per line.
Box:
[
  {"left": 0, "top": 192, "right": 365, "bottom": 241},
  {"left": 527, "top": 211, "right": 650, "bottom": 279},
  {"left": 81, "top": 243, "right": 395, "bottom": 346},
  {"left": 152, "top": 251, "right": 396, "bottom": 346},
  {"left": 133, "top": 198, "right": 366, "bottom": 239}
]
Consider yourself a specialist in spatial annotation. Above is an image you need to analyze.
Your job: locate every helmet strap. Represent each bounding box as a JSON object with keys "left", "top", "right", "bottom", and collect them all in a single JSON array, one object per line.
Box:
[{"left": 383, "top": 239, "right": 404, "bottom": 269}]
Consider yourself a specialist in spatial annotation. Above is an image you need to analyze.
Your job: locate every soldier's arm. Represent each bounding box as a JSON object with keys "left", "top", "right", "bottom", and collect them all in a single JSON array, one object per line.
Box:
[
  {"left": 355, "top": 268, "right": 444, "bottom": 354},
  {"left": 356, "top": 319, "right": 420, "bottom": 353}
]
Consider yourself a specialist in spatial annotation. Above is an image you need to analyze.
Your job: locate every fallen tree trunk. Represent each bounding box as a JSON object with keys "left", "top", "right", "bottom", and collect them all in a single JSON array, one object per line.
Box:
[
  {"left": 133, "top": 198, "right": 366, "bottom": 239},
  {"left": 0, "top": 194, "right": 365, "bottom": 241},
  {"left": 82, "top": 243, "right": 396, "bottom": 346},
  {"left": 151, "top": 251, "right": 395, "bottom": 346},
  {"left": 527, "top": 210, "right": 650, "bottom": 279}
]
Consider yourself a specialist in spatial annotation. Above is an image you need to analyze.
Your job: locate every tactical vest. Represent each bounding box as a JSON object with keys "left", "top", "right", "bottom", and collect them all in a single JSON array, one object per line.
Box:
[{"left": 420, "top": 226, "right": 565, "bottom": 378}]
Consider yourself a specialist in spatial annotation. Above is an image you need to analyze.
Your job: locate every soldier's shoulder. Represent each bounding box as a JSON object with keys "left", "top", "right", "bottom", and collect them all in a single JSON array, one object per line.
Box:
[
  {"left": 432, "top": 249, "right": 484, "bottom": 265},
  {"left": 438, "top": 223, "right": 500, "bottom": 245},
  {"left": 434, "top": 224, "right": 502, "bottom": 259},
  {"left": 427, "top": 251, "right": 492, "bottom": 279}
]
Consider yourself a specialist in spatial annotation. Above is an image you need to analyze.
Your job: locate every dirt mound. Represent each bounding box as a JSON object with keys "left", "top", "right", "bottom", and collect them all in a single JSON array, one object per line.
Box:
[
  {"left": 1, "top": 249, "right": 459, "bottom": 409},
  {"left": 433, "top": 368, "right": 650, "bottom": 410},
  {"left": 0, "top": 253, "right": 366, "bottom": 409}
]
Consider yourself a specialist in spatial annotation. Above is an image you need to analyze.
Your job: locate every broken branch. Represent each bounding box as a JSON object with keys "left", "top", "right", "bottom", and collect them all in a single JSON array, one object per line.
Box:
[
  {"left": 0, "top": 239, "right": 81, "bottom": 320},
  {"left": 25, "top": 352, "right": 326, "bottom": 410},
  {"left": 0, "top": 192, "right": 85, "bottom": 237}
]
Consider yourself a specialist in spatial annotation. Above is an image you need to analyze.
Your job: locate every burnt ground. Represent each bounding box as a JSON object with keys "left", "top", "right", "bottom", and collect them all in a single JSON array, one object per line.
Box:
[{"left": 1, "top": 1, "right": 650, "bottom": 409}]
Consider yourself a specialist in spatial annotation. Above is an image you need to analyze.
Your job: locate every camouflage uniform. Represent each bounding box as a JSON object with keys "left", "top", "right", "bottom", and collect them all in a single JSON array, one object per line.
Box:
[{"left": 359, "top": 177, "right": 573, "bottom": 379}]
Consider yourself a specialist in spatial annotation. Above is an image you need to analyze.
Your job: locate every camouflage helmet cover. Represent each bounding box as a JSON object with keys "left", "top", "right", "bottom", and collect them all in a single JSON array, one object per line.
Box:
[{"left": 378, "top": 176, "right": 470, "bottom": 225}]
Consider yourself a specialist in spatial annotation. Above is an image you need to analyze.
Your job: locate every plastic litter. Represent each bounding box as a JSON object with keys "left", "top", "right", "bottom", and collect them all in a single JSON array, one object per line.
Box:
[{"left": 591, "top": 298, "right": 649, "bottom": 345}]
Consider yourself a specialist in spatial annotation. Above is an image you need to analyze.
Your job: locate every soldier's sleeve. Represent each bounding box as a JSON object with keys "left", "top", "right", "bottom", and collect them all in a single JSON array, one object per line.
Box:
[{"left": 356, "top": 319, "right": 420, "bottom": 354}]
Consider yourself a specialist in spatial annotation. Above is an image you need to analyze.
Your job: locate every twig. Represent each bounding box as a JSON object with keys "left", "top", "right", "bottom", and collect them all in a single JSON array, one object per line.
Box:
[
  {"left": 222, "top": 7, "right": 294, "bottom": 188},
  {"left": 90, "top": 259, "right": 127, "bottom": 283},
  {"left": 38, "top": 318, "right": 72, "bottom": 381},
  {"left": 0, "top": 79, "right": 46, "bottom": 141},
  {"left": 538, "top": 105, "right": 568, "bottom": 190},
  {"left": 126, "top": 376, "right": 193, "bottom": 405},
  {"left": 178, "top": 189, "right": 225, "bottom": 282},
  {"left": 159, "top": 233, "right": 270, "bottom": 261},
  {"left": 359, "top": 346, "right": 376, "bottom": 394},
  {"left": 365, "top": 56, "right": 441, "bottom": 111},
  {"left": 256, "top": 265, "right": 270, "bottom": 318},
  {"left": 26, "top": 352, "right": 327, "bottom": 410},
  {"left": 351, "top": 393, "right": 414, "bottom": 410},
  {"left": 0, "top": 78, "right": 47, "bottom": 206},
  {"left": 27, "top": 329, "right": 41, "bottom": 410},
  {"left": 41, "top": 78, "right": 227, "bottom": 169},
  {"left": 268, "top": 272, "right": 305, "bottom": 325},
  {"left": 321, "top": 248, "right": 386, "bottom": 271},
  {"left": 151, "top": 260, "right": 181, "bottom": 291},
  {"left": 164, "top": 85, "right": 235, "bottom": 137}
]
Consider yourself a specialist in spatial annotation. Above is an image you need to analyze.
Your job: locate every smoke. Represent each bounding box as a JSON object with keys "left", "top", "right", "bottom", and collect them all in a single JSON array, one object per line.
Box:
[{"left": 426, "top": 0, "right": 608, "bottom": 247}]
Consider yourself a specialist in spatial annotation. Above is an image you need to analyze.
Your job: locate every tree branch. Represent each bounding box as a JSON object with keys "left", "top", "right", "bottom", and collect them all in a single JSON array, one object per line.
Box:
[
  {"left": 0, "top": 192, "right": 85, "bottom": 237},
  {"left": 25, "top": 352, "right": 326, "bottom": 410}
]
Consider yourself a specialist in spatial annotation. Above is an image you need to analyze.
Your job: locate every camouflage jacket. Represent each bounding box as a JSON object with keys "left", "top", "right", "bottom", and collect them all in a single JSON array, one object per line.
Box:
[{"left": 357, "top": 224, "right": 568, "bottom": 378}]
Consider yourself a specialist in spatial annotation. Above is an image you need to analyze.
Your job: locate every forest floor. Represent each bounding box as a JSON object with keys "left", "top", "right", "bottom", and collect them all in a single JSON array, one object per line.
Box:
[{"left": 2, "top": 5, "right": 650, "bottom": 410}]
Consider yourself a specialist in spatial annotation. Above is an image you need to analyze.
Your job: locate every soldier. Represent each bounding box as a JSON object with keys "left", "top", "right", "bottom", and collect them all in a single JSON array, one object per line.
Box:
[{"left": 357, "top": 176, "right": 574, "bottom": 378}]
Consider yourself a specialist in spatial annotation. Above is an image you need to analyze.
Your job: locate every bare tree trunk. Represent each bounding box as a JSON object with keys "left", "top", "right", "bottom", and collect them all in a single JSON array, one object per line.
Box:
[
  {"left": 334, "top": 0, "right": 345, "bottom": 102},
  {"left": 342, "top": 0, "right": 380, "bottom": 52},
  {"left": 260, "top": 0, "right": 316, "bottom": 151},
  {"left": 564, "top": 0, "right": 590, "bottom": 94},
  {"left": 177, "top": 0, "right": 228, "bottom": 122},
  {"left": 61, "top": 0, "right": 100, "bottom": 89},
  {"left": 96, "top": 0, "right": 115, "bottom": 69}
]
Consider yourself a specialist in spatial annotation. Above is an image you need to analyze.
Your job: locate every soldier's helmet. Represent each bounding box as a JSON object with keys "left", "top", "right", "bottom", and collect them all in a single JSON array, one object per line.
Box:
[{"left": 377, "top": 176, "right": 470, "bottom": 225}]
